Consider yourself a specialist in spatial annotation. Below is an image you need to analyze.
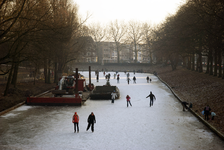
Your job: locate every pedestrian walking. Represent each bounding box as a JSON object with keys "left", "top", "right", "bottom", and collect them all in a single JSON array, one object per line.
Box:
[
  {"left": 146, "top": 76, "right": 149, "bottom": 83},
  {"left": 72, "top": 112, "right": 79, "bottom": 133},
  {"left": 111, "top": 90, "right": 117, "bottom": 103},
  {"left": 127, "top": 77, "right": 131, "bottom": 84},
  {"left": 86, "top": 112, "right": 96, "bottom": 132},
  {"left": 133, "top": 76, "right": 136, "bottom": 83},
  {"left": 181, "top": 101, "right": 189, "bottom": 111},
  {"left": 204, "top": 105, "right": 211, "bottom": 121},
  {"left": 126, "top": 95, "right": 132, "bottom": 107},
  {"left": 117, "top": 75, "right": 120, "bottom": 83},
  {"left": 146, "top": 91, "right": 156, "bottom": 107},
  {"left": 114, "top": 73, "right": 116, "bottom": 79},
  {"left": 96, "top": 74, "right": 99, "bottom": 82}
]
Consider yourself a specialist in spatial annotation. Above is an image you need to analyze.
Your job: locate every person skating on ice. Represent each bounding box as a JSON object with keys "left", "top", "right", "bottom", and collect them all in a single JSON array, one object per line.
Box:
[
  {"left": 86, "top": 112, "right": 96, "bottom": 132},
  {"left": 126, "top": 95, "right": 132, "bottom": 107},
  {"left": 111, "top": 90, "right": 117, "bottom": 103},
  {"left": 146, "top": 91, "right": 156, "bottom": 107},
  {"left": 133, "top": 76, "right": 136, "bottom": 83},
  {"left": 72, "top": 112, "right": 79, "bottom": 133}
]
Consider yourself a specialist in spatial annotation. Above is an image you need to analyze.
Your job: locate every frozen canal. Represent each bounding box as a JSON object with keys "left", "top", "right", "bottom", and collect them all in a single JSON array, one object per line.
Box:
[{"left": 0, "top": 71, "right": 224, "bottom": 150}]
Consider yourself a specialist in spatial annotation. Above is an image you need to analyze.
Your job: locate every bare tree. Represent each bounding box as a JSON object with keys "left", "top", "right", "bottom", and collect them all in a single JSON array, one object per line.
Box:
[
  {"left": 127, "top": 21, "right": 144, "bottom": 63},
  {"left": 108, "top": 20, "right": 127, "bottom": 63},
  {"left": 88, "top": 22, "right": 107, "bottom": 63}
]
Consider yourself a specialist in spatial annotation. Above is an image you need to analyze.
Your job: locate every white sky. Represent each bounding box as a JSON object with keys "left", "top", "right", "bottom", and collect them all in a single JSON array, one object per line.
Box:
[{"left": 73, "top": 0, "right": 186, "bottom": 25}]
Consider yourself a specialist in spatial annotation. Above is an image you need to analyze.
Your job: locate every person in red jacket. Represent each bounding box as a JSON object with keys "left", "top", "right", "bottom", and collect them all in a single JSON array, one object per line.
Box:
[
  {"left": 126, "top": 95, "right": 132, "bottom": 107},
  {"left": 72, "top": 112, "right": 79, "bottom": 133}
]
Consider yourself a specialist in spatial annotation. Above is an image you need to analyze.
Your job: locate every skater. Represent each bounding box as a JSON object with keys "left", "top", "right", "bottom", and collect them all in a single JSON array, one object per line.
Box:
[
  {"left": 127, "top": 77, "right": 131, "bottom": 84},
  {"left": 127, "top": 72, "right": 130, "bottom": 78},
  {"left": 72, "top": 112, "right": 79, "bottom": 133},
  {"left": 146, "top": 91, "right": 156, "bottom": 107},
  {"left": 133, "top": 76, "right": 136, "bottom": 83},
  {"left": 181, "top": 101, "right": 189, "bottom": 111},
  {"left": 114, "top": 73, "right": 116, "bottom": 79},
  {"left": 150, "top": 78, "right": 152, "bottom": 83},
  {"left": 117, "top": 75, "right": 120, "bottom": 83},
  {"left": 146, "top": 76, "right": 149, "bottom": 83},
  {"left": 204, "top": 105, "right": 211, "bottom": 121},
  {"left": 111, "top": 90, "right": 117, "bottom": 103},
  {"left": 96, "top": 74, "right": 99, "bottom": 82},
  {"left": 126, "top": 95, "right": 132, "bottom": 107},
  {"left": 86, "top": 112, "right": 96, "bottom": 132}
]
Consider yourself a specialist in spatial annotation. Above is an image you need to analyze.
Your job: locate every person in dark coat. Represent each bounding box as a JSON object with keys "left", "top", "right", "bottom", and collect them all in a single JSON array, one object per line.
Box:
[
  {"left": 181, "top": 101, "right": 189, "bottom": 111},
  {"left": 204, "top": 105, "right": 211, "bottom": 121},
  {"left": 133, "top": 76, "right": 136, "bottom": 83},
  {"left": 86, "top": 112, "right": 96, "bottom": 132},
  {"left": 146, "top": 76, "right": 149, "bottom": 83},
  {"left": 146, "top": 91, "right": 156, "bottom": 107}
]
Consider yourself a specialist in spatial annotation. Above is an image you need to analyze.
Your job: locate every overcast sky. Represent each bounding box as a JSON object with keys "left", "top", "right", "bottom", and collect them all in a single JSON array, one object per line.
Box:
[{"left": 73, "top": 0, "right": 186, "bottom": 25}]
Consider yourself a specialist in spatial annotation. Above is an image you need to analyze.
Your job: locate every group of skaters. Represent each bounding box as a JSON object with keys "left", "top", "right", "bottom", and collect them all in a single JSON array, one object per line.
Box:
[
  {"left": 97, "top": 70, "right": 153, "bottom": 84},
  {"left": 111, "top": 90, "right": 156, "bottom": 107},
  {"left": 181, "top": 102, "right": 216, "bottom": 121},
  {"left": 72, "top": 112, "right": 96, "bottom": 133}
]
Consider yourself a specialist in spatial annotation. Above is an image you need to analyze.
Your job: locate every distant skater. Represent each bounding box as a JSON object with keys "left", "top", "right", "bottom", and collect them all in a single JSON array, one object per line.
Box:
[
  {"left": 133, "top": 76, "right": 136, "bottom": 83},
  {"left": 146, "top": 91, "right": 156, "bottom": 107},
  {"left": 72, "top": 112, "right": 79, "bottom": 133},
  {"left": 127, "top": 77, "right": 131, "bottom": 84},
  {"left": 146, "top": 76, "right": 149, "bottom": 83},
  {"left": 86, "top": 112, "right": 96, "bottom": 132},
  {"left": 117, "top": 75, "right": 120, "bottom": 83},
  {"left": 111, "top": 90, "right": 117, "bottom": 103},
  {"left": 96, "top": 74, "right": 99, "bottom": 82},
  {"left": 126, "top": 95, "right": 132, "bottom": 107}
]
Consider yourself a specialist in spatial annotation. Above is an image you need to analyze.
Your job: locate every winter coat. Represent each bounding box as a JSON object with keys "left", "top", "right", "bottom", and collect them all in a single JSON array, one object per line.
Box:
[
  {"left": 146, "top": 93, "right": 156, "bottom": 100},
  {"left": 111, "top": 92, "right": 117, "bottom": 99},
  {"left": 88, "top": 114, "right": 96, "bottom": 123},
  {"left": 126, "top": 96, "right": 131, "bottom": 101},
  {"left": 204, "top": 106, "right": 211, "bottom": 114},
  {"left": 72, "top": 114, "right": 79, "bottom": 123}
]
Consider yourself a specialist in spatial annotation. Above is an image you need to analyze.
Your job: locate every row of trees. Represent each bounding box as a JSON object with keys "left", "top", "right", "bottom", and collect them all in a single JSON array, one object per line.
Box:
[
  {"left": 151, "top": 0, "right": 224, "bottom": 78},
  {"left": 0, "top": 0, "right": 89, "bottom": 95},
  {"left": 88, "top": 20, "right": 154, "bottom": 63}
]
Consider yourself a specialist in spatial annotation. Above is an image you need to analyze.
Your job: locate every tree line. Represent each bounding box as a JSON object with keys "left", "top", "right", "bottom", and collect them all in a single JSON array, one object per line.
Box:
[
  {"left": 151, "top": 0, "right": 224, "bottom": 79},
  {"left": 0, "top": 0, "right": 89, "bottom": 96},
  {"left": 1, "top": 0, "right": 223, "bottom": 96}
]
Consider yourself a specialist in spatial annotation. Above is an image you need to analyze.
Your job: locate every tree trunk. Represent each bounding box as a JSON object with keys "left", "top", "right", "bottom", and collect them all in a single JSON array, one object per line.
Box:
[
  {"left": 206, "top": 55, "right": 209, "bottom": 74},
  {"left": 54, "top": 62, "right": 58, "bottom": 83},
  {"left": 11, "top": 62, "right": 19, "bottom": 88},
  {"left": 218, "top": 50, "right": 222, "bottom": 78},
  {"left": 209, "top": 52, "right": 213, "bottom": 75},
  {"left": 44, "top": 59, "right": 47, "bottom": 83},
  {"left": 187, "top": 56, "right": 191, "bottom": 70},
  {"left": 191, "top": 54, "right": 195, "bottom": 71},
  {"left": 214, "top": 49, "right": 217, "bottom": 76},
  {"left": 47, "top": 59, "right": 51, "bottom": 83},
  {"left": 4, "top": 64, "right": 14, "bottom": 96},
  {"left": 198, "top": 53, "right": 202, "bottom": 72}
]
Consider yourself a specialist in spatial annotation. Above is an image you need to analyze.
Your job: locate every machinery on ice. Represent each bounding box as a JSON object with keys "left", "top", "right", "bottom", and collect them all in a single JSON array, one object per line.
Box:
[{"left": 26, "top": 68, "right": 94, "bottom": 106}]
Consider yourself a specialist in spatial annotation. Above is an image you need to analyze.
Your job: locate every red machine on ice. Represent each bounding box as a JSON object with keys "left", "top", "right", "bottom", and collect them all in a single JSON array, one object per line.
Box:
[{"left": 26, "top": 67, "right": 94, "bottom": 106}]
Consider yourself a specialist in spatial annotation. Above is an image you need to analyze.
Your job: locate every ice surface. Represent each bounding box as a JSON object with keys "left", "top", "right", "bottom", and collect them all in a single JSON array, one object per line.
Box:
[{"left": 0, "top": 71, "right": 224, "bottom": 150}]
